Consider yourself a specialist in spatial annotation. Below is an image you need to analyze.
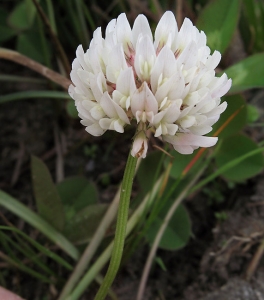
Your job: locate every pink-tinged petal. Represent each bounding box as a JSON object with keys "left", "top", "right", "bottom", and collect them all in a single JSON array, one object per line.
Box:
[
  {"left": 131, "top": 131, "right": 148, "bottom": 158},
  {"left": 154, "top": 11, "right": 177, "bottom": 50},
  {"left": 164, "top": 133, "right": 217, "bottom": 147},
  {"left": 132, "top": 14, "right": 153, "bottom": 48}
]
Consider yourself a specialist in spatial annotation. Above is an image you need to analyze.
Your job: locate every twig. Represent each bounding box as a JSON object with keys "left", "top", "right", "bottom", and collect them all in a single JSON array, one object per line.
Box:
[
  {"left": 176, "top": 0, "right": 183, "bottom": 27},
  {"left": 31, "top": 0, "right": 71, "bottom": 75},
  {"left": 54, "top": 123, "right": 64, "bottom": 183},
  {"left": 0, "top": 48, "right": 71, "bottom": 90},
  {"left": 245, "top": 239, "right": 264, "bottom": 280}
]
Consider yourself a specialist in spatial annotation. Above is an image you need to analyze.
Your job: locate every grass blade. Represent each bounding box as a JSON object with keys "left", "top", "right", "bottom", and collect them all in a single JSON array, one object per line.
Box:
[{"left": 0, "top": 190, "right": 79, "bottom": 260}]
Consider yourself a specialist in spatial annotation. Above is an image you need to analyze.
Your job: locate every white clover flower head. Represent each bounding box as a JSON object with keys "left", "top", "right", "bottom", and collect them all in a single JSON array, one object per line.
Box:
[{"left": 69, "top": 11, "right": 232, "bottom": 158}]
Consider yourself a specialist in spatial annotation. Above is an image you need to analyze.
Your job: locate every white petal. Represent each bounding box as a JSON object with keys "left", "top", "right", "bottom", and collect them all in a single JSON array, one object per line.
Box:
[
  {"left": 154, "top": 11, "right": 177, "bottom": 50},
  {"left": 131, "top": 82, "right": 158, "bottom": 122},
  {"left": 134, "top": 35, "right": 156, "bottom": 81},
  {"left": 90, "top": 105, "right": 105, "bottom": 120},
  {"left": 177, "top": 41, "right": 198, "bottom": 70},
  {"left": 106, "top": 19, "right": 116, "bottom": 35},
  {"left": 212, "top": 77, "right": 232, "bottom": 98},
  {"left": 189, "top": 125, "right": 212, "bottom": 135},
  {"left": 155, "top": 73, "right": 185, "bottom": 103},
  {"left": 106, "top": 45, "right": 128, "bottom": 83},
  {"left": 206, "top": 51, "right": 221, "bottom": 70},
  {"left": 151, "top": 46, "right": 177, "bottom": 93},
  {"left": 100, "top": 92, "right": 130, "bottom": 124},
  {"left": 85, "top": 123, "right": 105, "bottom": 136},
  {"left": 132, "top": 14, "right": 153, "bottom": 48},
  {"left": 131, "top": 131, "right": 148, "bottom": 158},
  {"left": 176, "top": 18, "right": 195, "bottom": 51},
  {"left": 206, "top": 101, "right": 227, "bottom": 118},
  {"left": 173, "top": 144, "right": 195, "bottom": 154},
  {"left": 166, "top": 123, "right": 178, "bottom": 135},
  {"left": 179, "top": 115, "right": 196, "bottom": 128},
  {"left": 116, "top": 68, "right": 137, "bottom": 98},
  {"left": 76, "top": 45, "right": 87, "bottom": 71},
  {"left": 116, "top": 13, "right": 132, "bottom": 53},
  {"left": 99, "top": 118, "right": 112, "bottom": 130}
]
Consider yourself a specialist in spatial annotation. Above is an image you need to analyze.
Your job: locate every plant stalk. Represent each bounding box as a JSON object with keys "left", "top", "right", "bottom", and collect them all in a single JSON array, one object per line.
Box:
[{"left": 94, "top": 153, "right": 137, "bottom": 300}]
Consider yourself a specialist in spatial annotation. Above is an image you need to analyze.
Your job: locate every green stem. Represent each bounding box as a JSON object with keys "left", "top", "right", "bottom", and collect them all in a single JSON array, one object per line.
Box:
[
  {"left": 68, "top": 176, "right": 164, "bottom": 300},
  {"left": 94, "top": 153, "right": 137, "bottom": 300}
]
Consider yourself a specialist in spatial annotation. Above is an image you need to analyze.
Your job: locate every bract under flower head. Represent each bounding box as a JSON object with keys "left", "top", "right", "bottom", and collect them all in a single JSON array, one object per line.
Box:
[{"left": 69, "top": 11, "right": 231, "bottom": 158}]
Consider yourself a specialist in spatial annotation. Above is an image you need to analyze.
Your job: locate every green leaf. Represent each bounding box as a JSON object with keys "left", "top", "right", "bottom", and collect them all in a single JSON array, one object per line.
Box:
[
  {"left": 247, "top": 104, "right": 260, "bottom": 123},
  {"left": 167, "top": 151, "right": 201, "bottom": 179},
  {"left": 8, "top": 0, "right": 37, "bottom": 31},
  {"left": 0, "top": 90, "right": 71, "bottom": 104},
  {"left": 196, "top": 0, "right": 240, "bottom": 54},
  {"left": 0, "top": 8, "right": 16, "bottom": 42},
  {"left": 215, "top": 134, "right": 264, "bottom": 181},
  {"left": 145, "top": 204, "right": 191, "bottom": 251},
  {"left": 211, "top": 95, "right": 247, "bottom": 139},
  {"left": 225, "top": 53, "right": 264, "bottom": 93},
  {"left": 241, "top": 0, "right": 264, "bottom": 52},
  {"left": 0, "top": 190, "right": 79, "bottom": 260},
  {"left": 17, "top": 31, "right": 45, "bottom": 63},
  {"left": 64, "top": 204, "right": 109, "bottom": 244},
  {"left": 56, "top": 176, "right": 98, "bottom": 221},
  {"left": 31, "top": 156, "right": 65, "bottom": 231}
]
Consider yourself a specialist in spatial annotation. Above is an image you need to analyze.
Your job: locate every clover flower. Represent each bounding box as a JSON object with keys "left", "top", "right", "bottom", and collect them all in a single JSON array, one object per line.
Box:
[{"left": 69, "top": 11, "right": 231, "bottom": 158}]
